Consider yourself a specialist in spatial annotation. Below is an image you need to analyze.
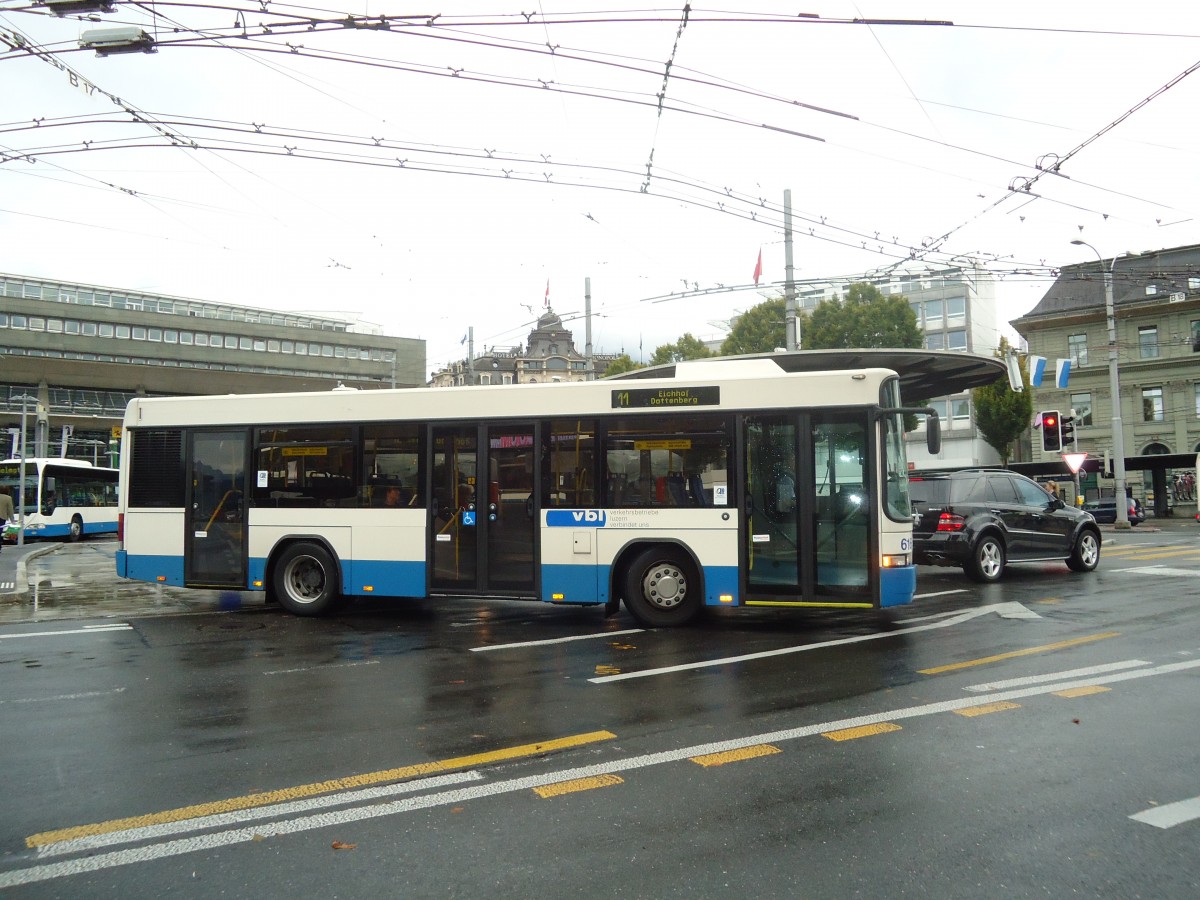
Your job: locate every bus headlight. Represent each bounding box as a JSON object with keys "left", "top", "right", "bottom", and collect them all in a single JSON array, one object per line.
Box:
[{"left": 881, "top": 553, "right": 909, "bottom": 568}]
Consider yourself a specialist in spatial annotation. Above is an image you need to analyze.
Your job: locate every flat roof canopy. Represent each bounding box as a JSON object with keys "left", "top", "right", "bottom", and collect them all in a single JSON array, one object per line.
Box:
[{"left": 612, "top": 349, "right": 1008, "bottom": 399}]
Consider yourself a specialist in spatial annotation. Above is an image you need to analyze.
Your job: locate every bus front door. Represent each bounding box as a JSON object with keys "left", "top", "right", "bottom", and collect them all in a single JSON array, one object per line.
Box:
[
  {"left": 185, "top": 429, "right": 247, "bottom": 589},
  {"left": 430, "top": 424, "right": 536, "bottom": 594}
]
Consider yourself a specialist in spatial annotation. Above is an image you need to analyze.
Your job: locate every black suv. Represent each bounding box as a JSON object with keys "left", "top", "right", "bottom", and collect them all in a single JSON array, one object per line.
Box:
[{"left": 909, "top": 470, "right": 1101, "bottom": 582}]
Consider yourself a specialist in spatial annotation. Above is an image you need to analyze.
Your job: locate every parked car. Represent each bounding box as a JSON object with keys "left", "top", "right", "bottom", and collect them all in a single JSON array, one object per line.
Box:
[
  {"left": 909, "top": 469, "right": 1102, "bottom": 583},
  {"left": 1082, "top": 497, "right": 1145, "bottom": 525}
]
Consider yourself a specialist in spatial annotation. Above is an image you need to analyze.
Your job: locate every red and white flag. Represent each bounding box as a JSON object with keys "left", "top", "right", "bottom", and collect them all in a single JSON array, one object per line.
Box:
[
  {"left": 544, "top": 279, "right": 550, "bottom": 307},
  {"left": 752, "top": 248, "right": 762, "bottom": 286}
]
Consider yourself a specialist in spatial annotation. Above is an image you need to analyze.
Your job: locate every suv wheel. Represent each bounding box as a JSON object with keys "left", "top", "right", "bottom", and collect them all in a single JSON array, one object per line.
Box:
[
  {"left": 966, "top": 534, "right": 1005, "bottom": 583},
  {"left": 1067, "top": 529, "right": 1100, "bottom": 572}
]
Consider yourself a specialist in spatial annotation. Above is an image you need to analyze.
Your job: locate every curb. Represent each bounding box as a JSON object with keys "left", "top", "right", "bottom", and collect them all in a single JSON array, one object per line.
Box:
[{"left": 14, "top": 544, "right": 63, "bottom": 597}]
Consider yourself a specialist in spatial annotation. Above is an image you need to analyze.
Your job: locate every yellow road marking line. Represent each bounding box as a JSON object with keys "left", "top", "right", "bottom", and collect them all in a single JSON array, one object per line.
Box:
[
  {"left": 532, "top": 774, "right": 623, "bottom": 798},
  {"left": 27, "top": 730, "right": 616, "bottom": 849},
  {"left": 689, "top": 744, "right": 781, "bottom": 767},
  {"left": 822, "top": 722, "right": 902, "bottom": 742},
  {"left": 954, "top": 701, "right": 1021, "bottom": 717},
  {"left": 918, "top": 632, "right": 1120, "bottom": 675},
  {"left": 1054, "top": 685, "right": 1111, "bottom": 698}
]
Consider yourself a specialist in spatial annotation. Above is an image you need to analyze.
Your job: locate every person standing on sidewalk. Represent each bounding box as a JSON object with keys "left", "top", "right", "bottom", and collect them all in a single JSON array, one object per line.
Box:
[{"left": 0, "top": 486, "right": 13, "bottom": 555}]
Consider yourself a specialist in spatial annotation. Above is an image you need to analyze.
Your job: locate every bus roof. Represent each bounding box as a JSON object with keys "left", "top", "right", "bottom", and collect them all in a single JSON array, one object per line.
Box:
[
  {"left": 613, "top": 350, "right": 1007, "bottom": 399},
  {"left": 124, "top": 357, "right": 906, "bottom": 429}
]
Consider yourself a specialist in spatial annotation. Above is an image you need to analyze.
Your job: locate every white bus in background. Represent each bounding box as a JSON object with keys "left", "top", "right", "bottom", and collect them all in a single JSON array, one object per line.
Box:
[
  {"left": 0, "top": 458, "right": 120, "bottom": 542},
  {"left": 115, "top": 351, "right": 1000, "bottom": 627}
]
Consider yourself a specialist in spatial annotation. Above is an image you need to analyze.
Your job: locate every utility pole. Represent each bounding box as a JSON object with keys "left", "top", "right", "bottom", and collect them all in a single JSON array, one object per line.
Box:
[
  {"left": 585, "top": 277, "right": 594, "bottom": 379},
  {"left": 783, "top": 189, "right": 798, "bottom": 350}
]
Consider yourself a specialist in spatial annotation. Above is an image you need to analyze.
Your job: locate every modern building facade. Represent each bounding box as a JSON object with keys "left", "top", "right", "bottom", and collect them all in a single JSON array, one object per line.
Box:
[
  {"left": 1012, "top": 244, "right": 1200, "bottom": 508},
  {"left": 1, "top": 272, "right": 425, "bottom": 461},
  {"left": 430, "top": 309, "right": 617, "bottom": 386},
  {"left": 794, "top": 260, "right": 1002, "bottom": 469}
]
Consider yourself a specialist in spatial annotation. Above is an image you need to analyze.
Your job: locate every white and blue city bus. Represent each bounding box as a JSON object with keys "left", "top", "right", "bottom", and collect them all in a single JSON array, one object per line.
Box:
[
  {"left": 0, "top": 457, "right": 120, "bottom": 542},
  {"left": 115, "top": 351, "right": 1002, "bottom": 626}
]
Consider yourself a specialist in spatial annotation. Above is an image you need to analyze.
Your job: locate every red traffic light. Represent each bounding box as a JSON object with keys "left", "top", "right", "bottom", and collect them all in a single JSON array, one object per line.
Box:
[{"left": 1044, "top": 415, "right": 1057, "bottom": 427}]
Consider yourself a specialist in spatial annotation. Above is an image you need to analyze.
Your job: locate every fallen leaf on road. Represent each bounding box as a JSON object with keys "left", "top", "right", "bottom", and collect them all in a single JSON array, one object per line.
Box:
[{"left": 332, "top": 841, "right": 357, "bottom": 850}]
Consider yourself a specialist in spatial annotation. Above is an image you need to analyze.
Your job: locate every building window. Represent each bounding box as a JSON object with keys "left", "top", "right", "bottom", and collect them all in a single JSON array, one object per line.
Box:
[
  {"left": 116, "top": 325, "right": 130, "bottom": 339},
  {"left": 946, "top": 329, "right": 967, "bottom": 350},
  {"left": 1068, "top": 333, "right": 1088, "bottom": 366},
  {"left": 925, "top": 299, "right": 944, "bottom": 329},
  {"left": 1069, "top": 392, "right": 1093, "bottom": 426},
  {"left": 946, "top": 297, "right": 966, "bottom": 326},
  {"left": 148, "top": 328, "right": 162, "bottom": 342},
  {"left": 1139, "top": 326, "right": 1159, "bottom": 359},
  {"left": 951, "top": 397, "right": 970, "bottom": 422},
  {"left": 1195, "top": 383, "right": 1200, "bottom": 418},
  {"left": 908, "top": 301, "right": 922, "bottom": 327},
  {"left": 225, "top": 336, "right": 238, "bottom": 349},
  {"left": 1191, "top": 320, "right": 1200, "bottom": 352},
  {"left": 925, "top": 332, "right": 945, "bottom": 350},
  {"left": 164, "top": 329, "right": 177, "bottom": 343},
  {"left": 1142, "top": 386, "right": 1164, "bottom": 422}
]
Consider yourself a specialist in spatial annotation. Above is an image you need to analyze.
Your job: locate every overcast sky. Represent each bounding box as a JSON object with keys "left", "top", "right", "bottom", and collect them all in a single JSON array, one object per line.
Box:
[{"left": 3, "top": 2, "right": 1199, "bottom": 375}]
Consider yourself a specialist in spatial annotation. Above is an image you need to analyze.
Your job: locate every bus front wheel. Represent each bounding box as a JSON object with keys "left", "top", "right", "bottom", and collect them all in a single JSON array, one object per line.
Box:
[
  {"left": 273, "top": 542, "right": 340, "bottom": 616},
  {"left": 622, "top": 548, "right": 701, "bottom": 628},
  {"left": 68, "top": 516, "right": 84, "bottom": 542}
]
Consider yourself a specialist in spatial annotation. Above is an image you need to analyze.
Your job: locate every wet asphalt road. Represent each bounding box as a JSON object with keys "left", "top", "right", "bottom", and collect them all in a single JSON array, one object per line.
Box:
[{"left": 1, "top": 525, "right": 1198, "bottom": 897}]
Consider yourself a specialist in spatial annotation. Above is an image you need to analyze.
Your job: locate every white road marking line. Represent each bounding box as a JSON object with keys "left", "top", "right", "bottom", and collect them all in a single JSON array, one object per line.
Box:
[
  {"left": 38, "top": 770, "right": 484, "bottom": 859},
  {"left": 965, "top": 660, "right": 1151, "bottom": 691},
  {"left": 1130, "top": 795, "right": 1200, "bottom": 829},
  {"left": 472, "top": 628, "right": 644, "bottom": 652},
  {"left": 912, "top": 589, "right": 970, "bottom": 600},
  {"left": 0, "top": 625, "right": 133, "bottom": 640},
  {"left": 263, "top": 659, "right": 380, "bottom": 675},
  {"left": 1112, "top": 566, "right": 1198, "bottom": 577},
  {"left": 589, "top": 601, "right": 1039, "bottom": 683},
  {"left": 0, "top": 688, "right": 126, "bottom": 705},
  {"left": 5, "top": 656, "right": 1199, "bottom": 890}
]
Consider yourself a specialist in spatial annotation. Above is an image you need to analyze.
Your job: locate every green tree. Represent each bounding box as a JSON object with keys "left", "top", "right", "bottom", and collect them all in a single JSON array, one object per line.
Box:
[
  {"left": 803, "top": 282, "right": 923, "bottom": 350},
  {"left": 971, "top": 338, "right": 1032, "bottom": 466},
  {"left": 720, "top": 297, "right": 786, "bottom": 355},
  {"left": 602, "top": 354, "right": 641, "bottom": 377},
  {"left": 650, "top": 332, "right": 713, "bottom": 365}
]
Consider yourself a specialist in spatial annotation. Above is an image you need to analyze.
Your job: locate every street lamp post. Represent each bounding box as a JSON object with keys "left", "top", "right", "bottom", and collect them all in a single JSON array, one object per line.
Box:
[
  {"left": 12, "top": 394, "right": 40, "bottom": 546},
  {"left": 1071, "top": 240, "right": 1130, "bottom": 529}
]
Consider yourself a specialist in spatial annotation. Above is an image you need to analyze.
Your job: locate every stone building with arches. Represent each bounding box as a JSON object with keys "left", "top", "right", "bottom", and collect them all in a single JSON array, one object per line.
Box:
[{"left": 1013, "top": 243, "right": 1200, "bottom": 514}]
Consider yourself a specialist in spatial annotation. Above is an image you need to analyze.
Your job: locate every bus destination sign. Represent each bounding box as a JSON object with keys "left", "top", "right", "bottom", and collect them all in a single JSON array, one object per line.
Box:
[{"left": 612, "top": 386, "right": 720, "bottom": 409}]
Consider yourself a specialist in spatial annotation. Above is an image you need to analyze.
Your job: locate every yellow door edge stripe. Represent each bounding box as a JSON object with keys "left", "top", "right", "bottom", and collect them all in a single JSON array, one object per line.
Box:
[
  {"left": 27, "top": 730, "right": 616, "bottom": 849},
  {"left": 744, "top": 601, "right": 873, "bottom": 609},
  {"left": 918, "top": 632, "right": 1120, "bottom": 675}
]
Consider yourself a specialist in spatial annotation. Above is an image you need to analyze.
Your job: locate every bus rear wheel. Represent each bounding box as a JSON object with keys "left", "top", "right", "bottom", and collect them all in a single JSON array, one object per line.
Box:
[
  {"left": 622, "top": 548, "right": 701, "bottom": 628},
  {"left": 273, "top": 542, "right": 340, "bottom": 616}
]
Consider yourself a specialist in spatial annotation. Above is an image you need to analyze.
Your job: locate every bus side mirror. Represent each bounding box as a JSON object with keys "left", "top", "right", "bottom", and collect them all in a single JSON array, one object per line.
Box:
[{"left": 925, "top": 412, "right": 941, "bottom": 455}]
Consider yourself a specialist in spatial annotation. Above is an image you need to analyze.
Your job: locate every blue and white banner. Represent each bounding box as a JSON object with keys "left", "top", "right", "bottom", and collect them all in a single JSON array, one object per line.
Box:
[
  {"left": 1055, "top": 358, "right": 1071, "bottom": 389},
  {"left": 1028, "top": 355, "right": 1047, "bottom": 387}
]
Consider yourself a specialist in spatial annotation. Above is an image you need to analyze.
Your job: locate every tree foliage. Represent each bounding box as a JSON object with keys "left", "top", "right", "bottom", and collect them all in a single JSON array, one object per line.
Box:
[
  {"left": 650, "top": 332, "right": 713, "bottom": 365},
  {"left": 971, "top": 337, "right": 1032, "bottom": 466},
  {"left": 720, "top": 297, "right": 786, "bottom": 355},
  {"left": 602, "top": 354, "right": 641, "bottom": 377},
  {"left": 803, "top": 282, "right": 923, "bottom": 350}
]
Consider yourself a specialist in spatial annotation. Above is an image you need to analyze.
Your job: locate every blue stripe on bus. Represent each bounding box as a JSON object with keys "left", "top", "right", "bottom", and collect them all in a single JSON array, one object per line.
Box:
[
  {"left": 122, "top": 553, "right": 185, "bottom": 587},
  {"left": 541, "top": 563, "right": 741, "bottom": 606},
  {"left": 20, "top": 521, "right": 118, "bottom": 539},
  {"left": 343, "top": 559, "right": 426, "bottom": 598},
  {"left": 541, "top": 563, "right": 608, "bottom": 604},
  {"left": 879, "top": 565, "right": 916, "bottom": 607}
]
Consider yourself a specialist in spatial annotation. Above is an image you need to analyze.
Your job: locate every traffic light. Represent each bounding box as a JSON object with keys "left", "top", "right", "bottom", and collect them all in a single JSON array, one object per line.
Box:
[
  {"left": 1059, "top": 412, "right": 1076, "bottom": 447},
  {"left": 1041, "top": 410, "right": 1062, "bottom": 452}
]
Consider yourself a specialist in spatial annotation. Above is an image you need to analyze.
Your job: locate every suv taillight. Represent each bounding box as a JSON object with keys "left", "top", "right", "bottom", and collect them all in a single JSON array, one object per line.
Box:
[{"left": 936, "top": 512, "right": 965, "bottom": 532}]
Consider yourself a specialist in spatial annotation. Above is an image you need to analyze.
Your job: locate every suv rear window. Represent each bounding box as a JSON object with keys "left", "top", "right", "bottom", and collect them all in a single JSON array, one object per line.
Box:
[
  {"left": 909, "top": 475, "right": 985, "bottom": 508},
  {"left": 908, "top": 478, "right": 951, "bottom": 507}
]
